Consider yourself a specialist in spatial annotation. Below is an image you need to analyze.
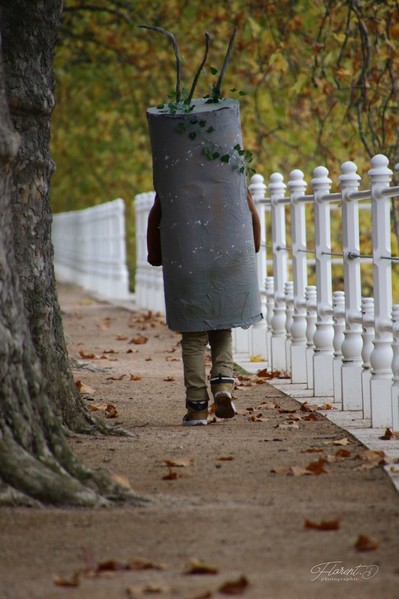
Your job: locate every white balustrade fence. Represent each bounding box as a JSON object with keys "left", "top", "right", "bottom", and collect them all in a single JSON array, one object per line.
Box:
[
  {"left": 134, "top": 154, "right": 399, "bottom": 431},
  {"left": 52, "top": 198, "right": 130, "bottom": 300}
]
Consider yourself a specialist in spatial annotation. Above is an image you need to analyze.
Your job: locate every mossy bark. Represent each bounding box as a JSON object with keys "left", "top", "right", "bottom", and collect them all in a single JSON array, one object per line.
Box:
[{"left": 0, "top": 1, "right": 141, "bottom": 505}]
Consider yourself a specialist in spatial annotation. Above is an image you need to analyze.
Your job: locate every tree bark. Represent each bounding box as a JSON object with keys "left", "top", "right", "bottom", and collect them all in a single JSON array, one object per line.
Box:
[
  {"left": 0, "top": 1, "right": 140, "bottom": 505},
  {"left": 0, "top": 0, "right": 103, "bottom": 432}
]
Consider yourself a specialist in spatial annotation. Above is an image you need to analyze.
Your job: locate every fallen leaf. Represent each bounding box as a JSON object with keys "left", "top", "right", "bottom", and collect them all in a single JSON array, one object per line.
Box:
[
  {"left": 303, "top": 412, "right": 319, "bottom": 421},
  {"left": 355, "top": 534, "right": 380, "bottom": 551},
  {"left": 301, "top": 448, "right": 325, "bottom": 454},
  {"left": 110, "top": 473, "right": 131, "bottom": 489},
  {"left": 96, "top": 559, "right": 129, "bottom": 572},
  {"left": 332, "top": 437, "right": 352, "bottom": 446},
  {"left": 127, "top": 583, "right": 168, "bottom": 595},
  {"left": 304, "top": 517, "right": 341, "bottom": 531},
  {"left": 184, "top": 558, "right": 219, "bottom": 575},
  {"left": 164, "top": 458, "right": 194, "bottom": 468},
  {"left": 216, "top": 456, "right": 235, "bottom": 461},
  {"left": 189, "top": 592, "right": 213, "bottom": 599},
  {"left": 249, "top": 355, "right": 264, "bottom": 362},
  {"left": 306, "top": 457, "right": 328, "bottom": 475},
  {"left": 75, "top": 380, "right": 96, "bottom": 395},
  {"left": 300, "top": 402, "right": 319, "bottom": 412},
  {"left": 290, "top": 466, "right": 312, "bottom": 477},
  {"left": 102, "top": 348, "right": 118, "bottom": 354},
  {"left": 275, "top": 422, "right": 300, "bottom": 430},
  {"left": 129, "top": 335, "right": 148, "bottom": 345},
  {"left": 356, "top": 449, "right": 386, "bottom": 465},
  {"left": 105, "top": 404, "right": 119, "bottom": 418},
  {"left": 258, "top": 400, "right": 280, "bottom": 410},
  {"left": 163, "top": 376, "right": 175, "bottom": 382},
  {"left": 218, "top": 575, "right": 249, "bottom": 595},
  {"left": 271, "top": 466, "right": 290, "bottom": 475},
  {"left": 79, "top": 350, "right": 99, "bottom": 359},
  {"left": 106, "top": 374, "right": 126, "bottom": 381},
  {"left": 335, "top": 449, "right": 352, "bottom": 459},
  {"left": 248, "top": 414, "right": 269, "bottom": 423},
  {"left": 129, "top": 374, "right": 142, "bottom": 381},
  {"left": 116, "top": 334, "right": 128, "bottom": 340},
  {"left": 318, "top": 403, "right": 335, "bottom": 410},
  {"left": 130, "top": 557, "right": 166, "bottom": 571},
  {"left": 53, "top": 572, "right": 80, "bottom": 587},
  {"left": 162, "top": 467, "right": 182, "bottom": 480},
  {"left": 256, "top": 368, "right": 281, "bottom": 378},
  {"left": 277, "top": 407, "right": 298, "bottom": 414}
]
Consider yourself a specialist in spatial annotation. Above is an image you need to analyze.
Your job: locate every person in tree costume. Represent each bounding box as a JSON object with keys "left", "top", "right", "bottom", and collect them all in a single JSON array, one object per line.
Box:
[{"left": 143, "top": 27, "right": 262, "bottom": 425}]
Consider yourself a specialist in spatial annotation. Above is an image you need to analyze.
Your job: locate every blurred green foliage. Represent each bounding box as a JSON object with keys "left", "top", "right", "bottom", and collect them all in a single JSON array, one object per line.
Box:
[{"left": 51, "top": 0, "right": 399, "bottom": 294}]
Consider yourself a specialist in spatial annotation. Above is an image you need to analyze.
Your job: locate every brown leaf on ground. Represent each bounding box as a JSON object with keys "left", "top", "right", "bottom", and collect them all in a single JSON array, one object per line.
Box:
[
  {"left": 277, "top": 407, "right": 298, "bottom": 414},
  {"left": 163, "top": 376, "right": 176, "bottom": 382},
  {"left": 258, "top": 400, "right": 281, "bottom": 410},
  {"left": 216, "top": 456, "right": 235, "bottom": 461},
  {"left": 116, "top": 334, "right": 128, "bottom": 340},
  {"left": 332, "top": 437, "right": 352, "bottom": 446},
  {"left": 335, "top": 448, "right": 352, "bottom": 459},
  {"left": 189, "top": 592, "right": 213, "bottom": 599},
  {"left": 53, "top": 572, "right": 80, "bottom": 587},
  {"left": 105, "top": 404, "right": 119, "bottom": 418},
  {"left": 300, "top": 402, "right": 319, "bottom": 412},
  {"left": 256, "top": 368, "right": 282, "bottom": 379},
  {"left": 162, "top": 467, "right": 182, "bottom": 481},
  {"left": 218, "top": 575, "right": 249, "bottom": 595},
  {"left": 355, "top": 534, "right": 380, "bottom": 551},
  {"left": 96, "top": 559, "right": 129, "bottom": 572},
  {"left": 275, "top": 422, "right": 300, "bottom": 430},
  {"left": 164, "top": 458, "right": 194, "bottom": 468},
  {"left": 106, "top": 374, "right": 126, "bottom": 381},
  {"left": 247, "top": 414, "right": 269, "bottom": 423},
  {"left": 301, "top": 448, "right": 325, "bottom": 454},
  {"left": 129, "top": 374, "right": 142, "bottom": 381},
  {"left": 306, "top": 458, "right": 328, "bottom": 475},
  {"left": 129, "top": 557, "right": 166, "bottom": 571},
  {"left": 304, "top": 517, "right": 341, "bottom": 531},
  {"left": 126, "top": 583, "right": 168, "bottom": 595},
  {"left": 184, "top": 558, "right": 219, "bottom": 575},
  {"left": 75, "top": 380, "right": 96, "bottom": 395},
  {"left": 290, "top": 466, "right": 313, "bottom": 477},
  {"left": 110, "top": 473, "right": 131, "bottom": 489},
  {"left": 79, "top": 350, "right": 99, "bottom": 359},
  {"left": 356, "top": 449, "right": 386, "bottom": 465},
  {"left": 303, "top": 412, "right": 319, "bottom": 421},
  {"left": 129, "top": 335, "right": 148, "bottom": 345},
  {"left": 379, "top": 427, "right": 399, "bottom": 440}
]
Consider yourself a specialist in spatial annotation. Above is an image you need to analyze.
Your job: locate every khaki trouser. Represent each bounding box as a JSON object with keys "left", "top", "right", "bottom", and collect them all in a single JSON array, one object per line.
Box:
[{"left": 181, "top": 330, "right": 233, "bottom": 402}]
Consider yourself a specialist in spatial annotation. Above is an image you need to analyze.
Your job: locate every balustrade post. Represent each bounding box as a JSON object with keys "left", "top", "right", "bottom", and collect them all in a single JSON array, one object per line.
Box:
[
  {"left": 332, "top": 291, "right": 345, "bottom": 403},
  {"left": 265, "top": 276, "right": 274, "bottom": 370},
  {"left": 361, "top": 297, "right": 374, "bottom": 419},
  {"left": 305, "top": 285, "right": 317, "bottom": 389},
  {"left": 288, "top": 169, "right": 308, "bottom": 383},
  {"left": 269, "top": 172, "right": 288, "bottom": 372},
  {"left": 249, "top": 174, "right": 268, "bottom": 359},
  {"left": 369, "top": 154, "right": 394, "bottom": 428},
  {"left": 312, "top": 166, "right": 334, "bottom": 397},
  {"left": 284, "top": 281, "right": 294, "bottom": 372},
  {"left": 391, "top": 305, "right": 399, "bottom": 431},
  {"left": 339, "top": 161, "right": 363, "bottom": 410}
]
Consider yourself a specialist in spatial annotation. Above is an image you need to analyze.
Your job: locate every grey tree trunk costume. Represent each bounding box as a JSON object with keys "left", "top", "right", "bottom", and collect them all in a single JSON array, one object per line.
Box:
[{"left": 146, "top": 97, "right": 262, "bottom": 424}]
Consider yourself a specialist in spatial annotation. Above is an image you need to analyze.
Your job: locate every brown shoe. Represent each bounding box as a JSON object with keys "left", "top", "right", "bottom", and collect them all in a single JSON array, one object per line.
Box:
[
  {"left": 210, "top": 375, "right": 236, "bottom": 419},
  {"left": 182, "top": 400, "right": 209, "bottom": 426}
]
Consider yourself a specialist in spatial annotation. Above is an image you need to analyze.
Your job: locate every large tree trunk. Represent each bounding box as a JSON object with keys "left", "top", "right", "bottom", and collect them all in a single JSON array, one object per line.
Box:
[
  {"left": 0, "top": 1, "right": 137, "bottom": 505},
  {"left": 0, "top": 0, "right": 102, "bottom": 432}
]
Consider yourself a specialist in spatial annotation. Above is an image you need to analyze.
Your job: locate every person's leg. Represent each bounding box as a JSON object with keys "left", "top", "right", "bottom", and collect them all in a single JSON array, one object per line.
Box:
[
  {"left": 181, "top": 331, "right": 209, "bottom": 425},
  {"left": 208, "top": 329, "right": 236, "bottom": 419}
]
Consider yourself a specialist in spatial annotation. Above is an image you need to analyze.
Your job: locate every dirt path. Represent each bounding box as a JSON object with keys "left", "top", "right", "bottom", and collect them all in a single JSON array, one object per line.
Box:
[{"left": 0, "top": 284, "right": 398, "bottom": 599}]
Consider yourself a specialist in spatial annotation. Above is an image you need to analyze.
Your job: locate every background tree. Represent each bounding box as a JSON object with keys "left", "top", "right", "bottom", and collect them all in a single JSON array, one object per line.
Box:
[
  {"left": 51, "top": 0, "right": 399, "bottom": 290},
  {"left": 0, "top": 0, "right": 134, "bottom": 505}
]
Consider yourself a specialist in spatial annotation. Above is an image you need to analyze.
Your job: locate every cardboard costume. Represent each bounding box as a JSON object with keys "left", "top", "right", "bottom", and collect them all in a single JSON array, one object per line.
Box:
[{"left": 146, "top": 98, "right": 262, "bottom": 333}]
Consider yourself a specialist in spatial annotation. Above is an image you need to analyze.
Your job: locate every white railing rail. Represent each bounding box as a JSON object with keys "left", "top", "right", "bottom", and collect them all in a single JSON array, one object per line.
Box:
[
  {"left": 52, "top": 198, "right": 130, "bottom": 300},
  {"left": 134, "top": 154, "right": 399, "bottom": 430}
]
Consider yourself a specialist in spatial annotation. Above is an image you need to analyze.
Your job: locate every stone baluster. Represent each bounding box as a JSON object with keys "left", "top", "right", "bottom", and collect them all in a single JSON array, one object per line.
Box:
[
  {"left": 284, "top": 281, "right": 294, "bottom": 373},
  {"left": 305, "top": 285, "right": 317, "bottom": 390},
  {"left": 265, "top": 276, "right": 275, "bottom": 370},
  {"left": 339, "top": 161, "right": 364, "bottom": 411},
  {"left": 369, "top": 154, "right": 394, "bottom": 428},
  {"left": 391, "top": 305, "right": 399, "bottom": 431},
  {"left": 249, "top": 173, "right": 268, "bottom": 360},
  {"left": 311, "top": 166, "right": 334, "bottom": 397},
  {"left": 288, "top": 169, "right": 308, "bottom": 383},
  {"left": 332, "top": 291, "right": 345, "bottom": 403},
  {"left": 361, "top": 297, "right": 374, "bottom": 420},
  {"left": 269, "top": 172, "right": 288, "bottom": 371}
]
